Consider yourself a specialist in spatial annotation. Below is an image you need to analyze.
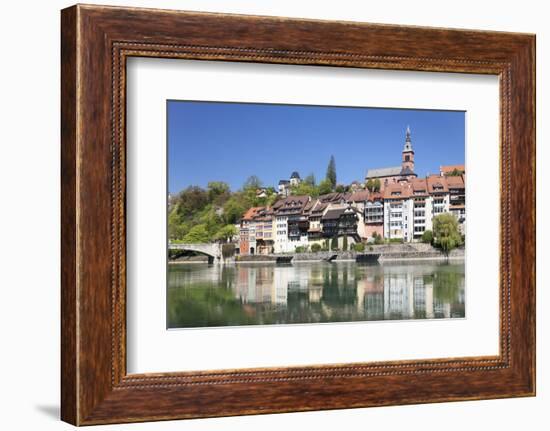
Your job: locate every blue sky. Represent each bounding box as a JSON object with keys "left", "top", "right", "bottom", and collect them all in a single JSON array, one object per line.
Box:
[{"left": 168, "top": 100, "right": 464, "bottom": 193}]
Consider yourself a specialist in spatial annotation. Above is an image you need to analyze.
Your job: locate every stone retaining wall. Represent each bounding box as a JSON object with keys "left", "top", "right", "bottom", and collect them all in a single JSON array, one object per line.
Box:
[
  {"left": 379, "top": 247, "right": 464, "bottom": 261},
  {"left": 235, "top": 246, "right": 464, "bottom": 263},
  {"left": 169, "top": 244, "right": 465, "bottom": 263}
]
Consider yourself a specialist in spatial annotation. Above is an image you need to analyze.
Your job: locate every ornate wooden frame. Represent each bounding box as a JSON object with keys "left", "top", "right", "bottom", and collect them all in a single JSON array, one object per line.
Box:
[{"left": 61, "top": 4, "right": 536, "bottom": 425}]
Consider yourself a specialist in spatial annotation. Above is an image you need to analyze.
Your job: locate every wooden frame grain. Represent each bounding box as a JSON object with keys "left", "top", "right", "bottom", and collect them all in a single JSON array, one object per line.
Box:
[{"left": 61, "top": 4, "right": 536, "bottom": 425}]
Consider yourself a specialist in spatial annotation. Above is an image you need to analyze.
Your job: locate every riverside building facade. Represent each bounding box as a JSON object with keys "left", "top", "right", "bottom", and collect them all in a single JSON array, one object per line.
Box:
[{"left": 237, "top": 128, "right": 465, "bottom": 254}]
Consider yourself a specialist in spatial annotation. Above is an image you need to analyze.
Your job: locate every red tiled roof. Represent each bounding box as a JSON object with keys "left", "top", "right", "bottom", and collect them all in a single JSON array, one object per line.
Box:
[
  {"left": 440, "top": 164, "right": 465, "bottom": 175},
  {"left": 272, "top": 195, "right": 310, "bottom": 215},
  {"left": 303, "top": 199, "right": 317, "bottom": 213},
  {"left": 322, "top": 207, "right": 346, "bottom": 220},
  {"left": 348, "top": 190, "right": 369, "bottom": 202},
  {"left": 318, "top": 192, "right": 350, "bottom": 203},
  {"left": 367, "top": 191, "right": 383, "bottom": 202},
  {"left": 242, "top": 206, "right": 265, "bottom": 221},
  {"left": 426, "top": 175, "right": 449, "bottom": 194},
  {"left": 445, "top": 174, "right": 465, "bottom": 189},
  {"left": 311, "top": 202, "right": 328, "bottom": 214},
  {"left": 383, "top": 182, "right": 412, "bottom": 199}
]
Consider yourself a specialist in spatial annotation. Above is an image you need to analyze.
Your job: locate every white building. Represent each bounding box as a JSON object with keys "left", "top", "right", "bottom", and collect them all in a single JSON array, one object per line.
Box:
[
  {"left": 289, "top": 171, "right": 301, "bottom": 186},
  {"left": 379, "top": 172, "right": 464, "bottom": 243},
  {"left": 383, "top": 182, "right": 413, "bottom": 241},
  {"left": 273, "top": 214, "right": 290, "bottom": 253},
  {"left": 277, "top": 171, "right": 301, "bottom": 197},
  {"left": 271, "top": 195, "right": 310, "bottom": 253},
  {"left": 277, "top": 180, "right": 290, "bottom": 197}
]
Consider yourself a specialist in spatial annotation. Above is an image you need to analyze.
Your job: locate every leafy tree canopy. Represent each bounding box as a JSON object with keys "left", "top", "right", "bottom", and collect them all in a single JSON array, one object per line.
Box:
[
  {"left": 421, "top": 229, "right": 433, "bottom": 244},
  {"left": 243, "top": 175, "right": 262, "bottom": 190},
  {"left": 432, "top": 213, "right": 463, "bottom": 253},
  {"left": 366, "top": 178, "right": 381, "bottom": 192},
  {"left": 214, "top": 224, "right": 238, "bottom": 242},
  {"left": 304, "top": 173, "right": 316, "bottom": 186},
  {"left": 182, "top": 224, "right": 210, "bottom": 243},
  {"left": 290, "top": 181, "right": 318, "bottom": 197},
  {"left": 207, "top": 181, "right": 230, "bottom": 202},
  {"left": 318, "top": 178, "right": 333, "bottom": 195},
  {"left": 175, "top": 186, "right": 209, "bottom": 218}
]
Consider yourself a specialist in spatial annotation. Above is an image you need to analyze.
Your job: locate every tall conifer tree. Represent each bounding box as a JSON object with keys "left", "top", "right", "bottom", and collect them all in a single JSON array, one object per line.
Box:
[{"left": 326, "top": 155, "right": 337, "bottom": 189}]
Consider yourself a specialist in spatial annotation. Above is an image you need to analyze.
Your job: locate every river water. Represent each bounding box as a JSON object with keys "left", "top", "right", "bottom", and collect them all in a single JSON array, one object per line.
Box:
[{"left": 167, "top": 260, "right": 465, "bottom": 329}]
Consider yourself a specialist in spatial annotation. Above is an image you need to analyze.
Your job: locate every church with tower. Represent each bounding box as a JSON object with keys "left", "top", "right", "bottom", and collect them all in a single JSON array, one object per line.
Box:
[{"left": 365, "top": 126, "right": 418, "bottom": 189}]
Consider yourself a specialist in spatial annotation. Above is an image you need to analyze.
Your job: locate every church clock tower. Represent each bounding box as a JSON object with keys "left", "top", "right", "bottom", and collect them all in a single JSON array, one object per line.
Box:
[{"left": 401, "top": 126, "right": 415, "bottom": 174}]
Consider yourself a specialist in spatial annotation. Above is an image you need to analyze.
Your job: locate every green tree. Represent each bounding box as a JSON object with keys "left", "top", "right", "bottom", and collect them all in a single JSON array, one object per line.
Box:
[
  {"left": 311, "top": 243, "right": 322, "bottom": 253},
  {"left": 331, "top": 236, "right": 339, "bottom": 251},
  {"left": 342, "top": 236, "right": 348, "bottom": 251},
  {"left": 222, "top": 197, "right": 246, "bottom": 225},
  {"left": 290, "top": 181, "right": 318, "bottom": 197},
  {"left": 318, "top": 178, "right": 333, "bottom": 195},
  {"left": 168, "top": 209, "right": 187, "bottom": 240},
  {"left": 366, "top": 178, "right": 381, "bottom": 192},
  {"left": 326, "top": 155, "right": 337, "bottom": 188},
  {"left": 335, "top": 184, "right": 346, "bottom": 193},
  {"left": 265, "top": 191, "right": 280, "bottom": 207},
  {"left": 175, "top": 186, "right": 209, "bottom": 218},
  {"left": 352, "top": 242, "right": 365, "bottom": 252},
  {"left": 214, "top": 224, "right": 238, "bottom": 242},
  {"left": 243, "top": 175, "right": 262, "bottom": 190},
  {"left": 207, "top": 181, "right": 230, "bottom": 202},
  {"left": 372, "top": 232, "right": 383, "bottom": 245},
  {"left": 199, "top": 207, "right": 223, "bottom": 237},
  {"left": 304, "top": 173, "right": 316, "bottom": 186},
  {"left": 421, "top": 229, "right": 433, "bottom": 244},
  {"left": 447, "top": 168, "right": 464, "bottom": 177},
  {"left": 182, "top": 224, "right": 210, "bottom": 243},
  {"left": 366, "top": 179, "right": 373, "bottom": 191},
  {"left": 432, "top": 213, "right": 463, "bottom": 253}
]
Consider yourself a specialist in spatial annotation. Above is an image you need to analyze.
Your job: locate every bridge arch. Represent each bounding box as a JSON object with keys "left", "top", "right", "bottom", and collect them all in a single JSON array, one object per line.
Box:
[{"left": 168, "top": 243, "right": 223, "bottom": 264}]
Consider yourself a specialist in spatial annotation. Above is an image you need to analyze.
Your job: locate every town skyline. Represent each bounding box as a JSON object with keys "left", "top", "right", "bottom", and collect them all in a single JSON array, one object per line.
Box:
[{"left": 168, "top": 101, "right": 465, "bottom": 194}]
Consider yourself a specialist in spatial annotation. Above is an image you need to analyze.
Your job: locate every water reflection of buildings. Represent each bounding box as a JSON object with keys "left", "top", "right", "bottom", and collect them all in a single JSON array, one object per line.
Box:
[
  {"left": 222, "top": 262, "right": 464, "bottom": 320},
  {"left": 381, "top": 269, "right": 435, "bottom": 319},
  {"left": 235, "top": 266, "right": 290, "bottom": 305}
]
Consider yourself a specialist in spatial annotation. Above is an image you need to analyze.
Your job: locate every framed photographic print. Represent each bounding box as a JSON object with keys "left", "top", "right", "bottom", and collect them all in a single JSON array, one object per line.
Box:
[{"left": 61, "top": 4, "right": 536, "bottom": 425}]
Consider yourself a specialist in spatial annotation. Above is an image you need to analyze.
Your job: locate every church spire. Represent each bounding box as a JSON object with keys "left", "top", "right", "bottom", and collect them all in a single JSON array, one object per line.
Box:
[
  {"left": 403, "top": 125, "right": 413, "bottom": 152},
  {"left": 401, "top": 125, "right": 416, "bottom": 177}
]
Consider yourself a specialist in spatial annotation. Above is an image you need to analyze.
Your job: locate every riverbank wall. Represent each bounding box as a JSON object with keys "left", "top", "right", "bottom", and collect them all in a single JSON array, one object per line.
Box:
[
  {"left": 233, "top": 244, "right": 464, "bottom": 263},
  {"left": 169, "top": 243, "right": 464, "bottom": 264}
]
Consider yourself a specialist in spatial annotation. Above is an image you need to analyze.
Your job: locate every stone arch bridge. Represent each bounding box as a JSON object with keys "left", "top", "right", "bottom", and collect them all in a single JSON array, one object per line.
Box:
[{"left": 169, "top": 243, "right": 225, "bottom": 264}]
